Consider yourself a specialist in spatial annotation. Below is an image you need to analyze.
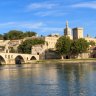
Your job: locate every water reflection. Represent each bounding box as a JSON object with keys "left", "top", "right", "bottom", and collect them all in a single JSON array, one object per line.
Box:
[{"left": 0, "top": 63, "right": 96, "bottom": 96}]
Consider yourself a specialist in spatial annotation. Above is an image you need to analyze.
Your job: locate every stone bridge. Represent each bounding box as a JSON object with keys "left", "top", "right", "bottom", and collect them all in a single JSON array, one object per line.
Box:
[{"left": 0, "top": 53, "right": 39, "bottom": 64}]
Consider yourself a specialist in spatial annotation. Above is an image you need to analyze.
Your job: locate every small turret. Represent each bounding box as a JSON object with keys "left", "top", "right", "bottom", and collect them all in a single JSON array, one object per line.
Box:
[{"left": 66, "top": 21, "right": 68, "bottom": 28}]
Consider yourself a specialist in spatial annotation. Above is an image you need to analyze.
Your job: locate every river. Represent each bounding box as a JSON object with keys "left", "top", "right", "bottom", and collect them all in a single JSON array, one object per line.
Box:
[{"left": 0, "top": 63, "right": 96, "bottom": 96}]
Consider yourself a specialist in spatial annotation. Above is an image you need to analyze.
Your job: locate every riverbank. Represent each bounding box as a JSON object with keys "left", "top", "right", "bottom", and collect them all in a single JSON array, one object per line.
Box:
[{"left": 29, "top": 58, "right": 96, "bottom": 64}]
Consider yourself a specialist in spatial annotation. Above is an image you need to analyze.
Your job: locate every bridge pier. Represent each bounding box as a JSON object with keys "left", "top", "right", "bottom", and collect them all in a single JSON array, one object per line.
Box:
[{"left": 6, "top": 59, "right": 15, "bottom": 64}]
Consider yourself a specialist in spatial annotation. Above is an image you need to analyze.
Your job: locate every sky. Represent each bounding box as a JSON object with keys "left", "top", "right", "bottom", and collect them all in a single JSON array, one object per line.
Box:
[{"left": 0, "top": 0, "right": 96, "bottom": 37}]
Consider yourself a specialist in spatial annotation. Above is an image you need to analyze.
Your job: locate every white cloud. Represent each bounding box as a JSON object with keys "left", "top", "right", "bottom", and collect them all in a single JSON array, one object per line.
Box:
[
  {"left": 26, "top": 2, "right": 58, "bottom": 11},
  {"left": 25, "top": 1, "right": 67, "bottom": 17},
  {"left": 0, "top": 22, "right": 16, "bottom": 27},
  {"left": 0, "top": 22, "right": 45, "bottom": 29},
  {"left": 41, "top": 27, "right": 63, "bottom": 32},
  {"left": 0, "top": 22, "right": 64, "bottom": 35},
  {"left": 71, "top": 1, "right": 96, "bottom": 9},
  {"left": 18, "top": 22, "right": 44, "bottom": 29},
  {"left": 34, "top": 10, "right": 66, "bottom": 17}
]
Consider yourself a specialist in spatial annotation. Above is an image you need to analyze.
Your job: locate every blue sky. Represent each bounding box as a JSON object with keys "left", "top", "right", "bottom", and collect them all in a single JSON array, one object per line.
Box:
[{"left": 0, "top": 0, "right": 96, "bottom": 37}]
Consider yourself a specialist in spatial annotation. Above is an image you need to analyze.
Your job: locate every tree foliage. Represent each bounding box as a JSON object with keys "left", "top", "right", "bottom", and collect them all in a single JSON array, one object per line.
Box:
[
  {"left": 3, "top": 30, "right": 23, "bottom": 40},
  {"left": 3, "top": 30, "right": 36, "bottom": 40},
  {"left": 56, "top": 36, "right": 72, "bottom": 59},
  {"left": 56, "top": 37, "right": 89, "bottom": 59},
  {"left": 23, "top": 31, "right": 36, "bottom": 37},
  {"left": 89, "top": 41, "right": 95, "bottom": 46},
  {"left": 18, "top": 38, "right": 45, "bottom": 54},
  {"left": 0, "top": 34, "right": 3, "bottom": 40},
  {"left": 71, "top": 38, "right": 89, "bottom": 56},
  {"left": 9, "top": 47, "right": 17, "bottom": 53}
]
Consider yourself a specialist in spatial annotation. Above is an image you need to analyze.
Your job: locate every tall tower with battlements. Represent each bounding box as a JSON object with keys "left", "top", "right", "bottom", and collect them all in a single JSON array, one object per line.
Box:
[{"left": 73, "top": 28, "right": 83, "bottom": 40}]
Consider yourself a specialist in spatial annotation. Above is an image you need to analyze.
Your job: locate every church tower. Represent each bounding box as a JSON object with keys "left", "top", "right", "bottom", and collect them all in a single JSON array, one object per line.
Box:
[{"left": 64, "top": 21, "right": 72, "bottom": 39}]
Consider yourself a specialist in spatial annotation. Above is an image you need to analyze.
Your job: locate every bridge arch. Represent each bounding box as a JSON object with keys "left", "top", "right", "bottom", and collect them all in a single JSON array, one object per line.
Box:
[
  {"left": 0, "top": 56, "right": 6, "bottom": 64},
  {"left": 93, "top": 54, "right": 96, "bottom": 58},
  {"left": 30, "top": 56, "right": 37, "bottom": 60},
  {"left": 15, "top": 55, "right": 25, "bottom": 64}
]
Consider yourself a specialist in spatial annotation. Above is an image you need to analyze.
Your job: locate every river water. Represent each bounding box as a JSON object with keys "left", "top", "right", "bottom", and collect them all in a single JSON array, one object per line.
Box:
[{"left": 0, "top": 63, "right": 96, "bottom": 96}]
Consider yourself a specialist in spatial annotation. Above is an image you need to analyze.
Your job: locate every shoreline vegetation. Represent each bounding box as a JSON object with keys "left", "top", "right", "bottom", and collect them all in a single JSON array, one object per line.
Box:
[
  {"left": 1, "top": 59, "right": 96, "bottom": 65},
  {"left": 28, "top": 58, "right": 96, "bottom": 64}
]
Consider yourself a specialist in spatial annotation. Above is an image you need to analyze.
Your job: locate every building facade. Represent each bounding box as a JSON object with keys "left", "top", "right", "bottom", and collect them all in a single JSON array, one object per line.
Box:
[
  {"left": 84, "top": 35, "right": 96, "bottom": 43},
  {"left": 43, "top": 36, "right": 60, "bottom": 49}
]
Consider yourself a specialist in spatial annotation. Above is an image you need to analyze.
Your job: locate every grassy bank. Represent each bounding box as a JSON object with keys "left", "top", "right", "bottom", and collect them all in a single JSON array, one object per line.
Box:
[{"left": 29, "top": 58, "right": 96, "bottom": 64}]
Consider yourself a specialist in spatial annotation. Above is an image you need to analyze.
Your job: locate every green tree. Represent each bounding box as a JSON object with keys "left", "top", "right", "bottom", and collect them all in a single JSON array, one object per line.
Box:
[
  {"left": 3, "top": 30, "right": 37, "bottom": 40},
  {"left": 18, "top": 38, "right": 45, "bottom": 54},
  {"left": 56, "top": 36, "right": 72, "bottom": 59},
  {"left": 89, "top": 41, "right": 95, "bottom": 46},
  {"left": 3, "top": 30, "right": 23, "bottom": 40},
  {"left": 71, "top": 38, "right": 89, "bottom": 57},
  {"left": 9, "top": 47, "right": 17, "bottom": 53},
  {"left": 23, "top": 31, "right": 36, "bottom": 37},
  {"left": 0, "top": 34, "right": 3, "bottom": 40}
]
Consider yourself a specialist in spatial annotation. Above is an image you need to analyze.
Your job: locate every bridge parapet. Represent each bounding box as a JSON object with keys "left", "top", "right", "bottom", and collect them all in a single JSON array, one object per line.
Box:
[{"left": 0, "top": 53, "right": 39, "bottom": 64}]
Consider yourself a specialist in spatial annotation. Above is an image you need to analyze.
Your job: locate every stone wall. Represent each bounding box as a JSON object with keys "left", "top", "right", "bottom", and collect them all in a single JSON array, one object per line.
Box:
[
  {"left": 77, "top": 53, "right": 90, "bottom": 59},
  {"left": 45, "top": 50, "right": 61, "bottom": 59}
]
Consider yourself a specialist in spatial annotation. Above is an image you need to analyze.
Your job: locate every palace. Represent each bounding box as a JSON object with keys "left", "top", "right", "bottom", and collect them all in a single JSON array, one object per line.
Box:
[
  {"left": 31, "top": 21, "right": 96, "bottom": 59},
  {"left": 0, "top": 21, "right": 96, "bottom": 64}
]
